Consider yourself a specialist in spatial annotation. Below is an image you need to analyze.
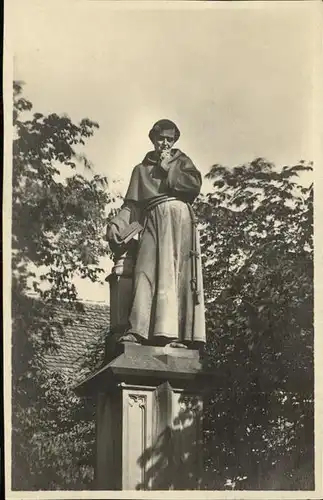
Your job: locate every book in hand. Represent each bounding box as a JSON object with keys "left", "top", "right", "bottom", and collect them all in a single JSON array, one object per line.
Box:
[{"left": 118, "top": 221, "right": 143, "bottom": 244}]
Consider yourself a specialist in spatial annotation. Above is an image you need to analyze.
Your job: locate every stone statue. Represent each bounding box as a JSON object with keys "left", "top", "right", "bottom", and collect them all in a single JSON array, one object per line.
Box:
[{"left": 106, "top": 119, "right": 206, "bottom": 348}]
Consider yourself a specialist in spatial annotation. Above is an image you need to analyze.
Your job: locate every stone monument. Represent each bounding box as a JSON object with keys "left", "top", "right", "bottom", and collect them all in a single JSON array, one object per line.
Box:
[{"left": 75, "top": 120, "right": 208, "bottom": 490}]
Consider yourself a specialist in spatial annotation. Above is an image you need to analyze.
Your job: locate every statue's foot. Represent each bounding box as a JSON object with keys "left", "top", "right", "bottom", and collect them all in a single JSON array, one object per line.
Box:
[
  {"left": 118, "top": 333, "right": 141, "bottom": 344},
  {"left": 166, "top": 341, "right": 188, "bottom": 349}
]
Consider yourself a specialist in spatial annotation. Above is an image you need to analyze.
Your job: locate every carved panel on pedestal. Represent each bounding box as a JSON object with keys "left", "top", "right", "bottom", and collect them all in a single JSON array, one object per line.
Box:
[{"left": 125, "top": 393, "right": 147, "bottom": 490}]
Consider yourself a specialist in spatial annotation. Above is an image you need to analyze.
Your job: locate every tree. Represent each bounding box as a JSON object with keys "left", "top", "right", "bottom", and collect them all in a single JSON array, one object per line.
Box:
[
  {"left": 195, "top": 158, "right": 313, "bottom": 489},
  {"left": 12, "top": 82, "right": 112, "bottom": 489}
]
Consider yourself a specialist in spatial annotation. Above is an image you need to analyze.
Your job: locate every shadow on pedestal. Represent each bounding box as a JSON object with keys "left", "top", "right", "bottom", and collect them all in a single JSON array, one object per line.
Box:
[{"left": 136, "top": 388, "right": 203, "bottom": 490}]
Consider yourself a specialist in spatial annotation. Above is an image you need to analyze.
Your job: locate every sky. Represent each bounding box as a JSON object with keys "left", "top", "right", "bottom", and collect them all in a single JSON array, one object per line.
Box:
[{"left": 8, "top": 0, "right": 320, "bottom": 301}]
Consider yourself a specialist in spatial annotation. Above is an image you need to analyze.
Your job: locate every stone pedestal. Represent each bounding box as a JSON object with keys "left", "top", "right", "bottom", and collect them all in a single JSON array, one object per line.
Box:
[{"left": 75, "top": 343, "right": 206, "bottom": 490}]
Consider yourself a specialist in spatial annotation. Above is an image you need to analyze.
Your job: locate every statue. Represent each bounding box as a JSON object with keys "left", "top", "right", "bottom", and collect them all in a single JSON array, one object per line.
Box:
[{"left": 106, "top": 119, "right": 206, "bottom": 348}]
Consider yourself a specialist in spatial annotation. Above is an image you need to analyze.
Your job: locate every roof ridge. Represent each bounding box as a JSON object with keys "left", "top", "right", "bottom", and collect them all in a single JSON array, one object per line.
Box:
[
  {"left": 25, "top": 292, "right": 109, "bottom": 307},
  {"left": 80, "top": 299, "right": 109, "bottom": 305}
]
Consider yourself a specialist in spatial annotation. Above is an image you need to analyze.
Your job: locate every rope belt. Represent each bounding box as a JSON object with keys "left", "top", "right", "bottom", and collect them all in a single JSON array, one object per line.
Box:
[
  {"left": 144, "top": 194, "right": 177, "bottom": 212},
  {"left": 143, "top": 194, "right": 201, "bottom": 305}
]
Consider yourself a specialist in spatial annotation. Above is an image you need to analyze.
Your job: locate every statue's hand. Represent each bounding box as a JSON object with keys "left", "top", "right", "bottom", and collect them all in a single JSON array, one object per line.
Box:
[
  {"left": 160, "top": 149, "right": 172, "bottom": 171},
  {"left": 106, "top": 224, "right": 125, "bottom": 255}
]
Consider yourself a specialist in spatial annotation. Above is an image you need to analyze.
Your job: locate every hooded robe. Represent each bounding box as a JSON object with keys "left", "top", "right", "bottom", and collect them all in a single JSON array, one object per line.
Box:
[{"left": 107, "top": 149, "right": 206, "bottom": 344}]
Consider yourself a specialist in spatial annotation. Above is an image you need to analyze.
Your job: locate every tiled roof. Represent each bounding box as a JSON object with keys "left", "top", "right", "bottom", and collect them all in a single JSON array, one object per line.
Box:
[{"left": 43, "top": 300, "right": 110, "bottom": 381}]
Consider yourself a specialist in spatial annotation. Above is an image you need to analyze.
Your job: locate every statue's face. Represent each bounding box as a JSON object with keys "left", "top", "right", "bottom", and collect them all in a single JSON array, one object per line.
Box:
[{"left": 154, "top": 129, "right": 176, "bottom": 155}]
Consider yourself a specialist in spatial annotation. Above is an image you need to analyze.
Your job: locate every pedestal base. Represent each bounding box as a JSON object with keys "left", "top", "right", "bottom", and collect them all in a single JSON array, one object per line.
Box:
[{"left": 75, "top": 343, "right": 205, "bottom": 490}]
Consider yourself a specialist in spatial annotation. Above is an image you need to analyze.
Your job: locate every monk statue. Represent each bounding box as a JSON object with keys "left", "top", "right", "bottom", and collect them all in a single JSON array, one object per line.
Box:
[{"left": 106, "top": 119, "right": 206, "bottom": 349}]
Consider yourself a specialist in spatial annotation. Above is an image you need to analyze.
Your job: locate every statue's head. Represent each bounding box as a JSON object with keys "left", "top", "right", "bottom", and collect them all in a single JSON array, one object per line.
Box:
[{"left": 149, "top": 119, "right": 180, "bottom": 156}]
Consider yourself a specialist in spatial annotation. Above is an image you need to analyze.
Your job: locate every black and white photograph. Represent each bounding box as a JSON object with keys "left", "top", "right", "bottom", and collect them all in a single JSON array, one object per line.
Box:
[{"left": 3, "top": 0, "right": 322, "bottom": 497}]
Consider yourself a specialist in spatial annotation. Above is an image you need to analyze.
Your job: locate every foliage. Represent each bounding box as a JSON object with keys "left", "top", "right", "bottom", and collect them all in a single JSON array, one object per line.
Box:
[
  {"left": 12, "top": 81, "right": 112, "bottom": 309},
  {"left": 12, "top": 367, "right": 96, "bottom": 490},
  {"left": 195, "top": 158, "right": 314, "bottom": 489},
  {"left": 12, "top": 82, "right": 111, "bottom": 489}
]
